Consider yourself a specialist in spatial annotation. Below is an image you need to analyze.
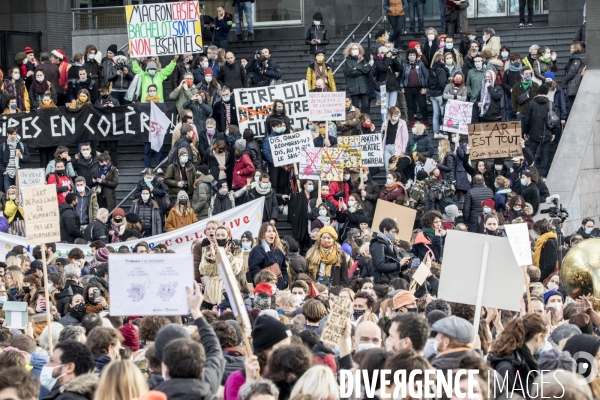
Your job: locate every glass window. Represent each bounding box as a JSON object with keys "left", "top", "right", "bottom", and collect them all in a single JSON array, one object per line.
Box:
[
  {"left": 477, "top": 0, "right": 506, "bottom": 16},
  {"left": 255, "top": 0, "right": 302, "bottom": 24}
]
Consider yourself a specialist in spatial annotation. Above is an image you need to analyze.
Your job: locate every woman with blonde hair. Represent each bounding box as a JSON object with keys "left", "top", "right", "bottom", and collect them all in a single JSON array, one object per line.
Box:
[
  {"left": 69, "top": 88, "right": 91, "bottom": 109},
  {"left": 435, "top": 139, "right": 455, "bottom": 181},
  {"left": 338, "top": 287, "right": 355, "bottom": 302},
  {"left": 289, "top": 365, "right": 340, "bottom": 400},
  {"left": 166, "top": 191, "right": 198, "bottom": 232},
  {"left": 4, "top": 185, "right": 25, "bottom": 236},
  {"left": 343, "top": 42, "right": 371, "bottom": 114},
  {"left": 306, "top": 226, "right": 348, "bottom": 288},
  {"left": 199, "top": 225, "right": 243, "bottom": 306},
  {"left": 94, "top": 359, "right": 148, "bottom": 400},
  {"left": 4, "top": 269, "right": 24, "bottom": 297},
  {"left": 248, "top": 222, "right": 288, "bottom": 290},
  {"left": 493, "top": 175, "right": 512, "bottom": 214}
]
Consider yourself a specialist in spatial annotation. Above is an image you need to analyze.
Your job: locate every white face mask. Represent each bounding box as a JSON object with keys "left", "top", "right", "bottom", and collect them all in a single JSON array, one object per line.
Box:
[
  {"left": 427, "top": 34, "right": 435, "bottom": 41},
  {"left": 547, "top": 302, "right": 562, "bottom": 311},
  {"left": 81, "top": 150, "right": 90, "bottom": 158},
  {"left": 40, "top": 364, "right": 65, "bottom": 391},
  {"left": 205, "top": 76, "right": 213, "bottom": 83},
  {"left": 8, "top": 195, "right": 16, "bottom": 201},
  {"left": 347, "top": 201, "right": 356, "bottom": 208},
  {"left": 12, "top": 74, "right": 20, "bottom": 80},
  {"left": 36, "top": 76, "right": 44, "bottom": 82},
  {"left": 357, "top": 343, "right": 379, "bottom": 352},
  {"left": 76, "top": 185, "right": 85, "bottom": 193},
  {"left": 351, "top": 49, "right": 359, "bottom": 57}
]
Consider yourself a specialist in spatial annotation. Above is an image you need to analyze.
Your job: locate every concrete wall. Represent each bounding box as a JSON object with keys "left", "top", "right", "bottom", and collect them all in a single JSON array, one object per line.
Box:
[
  {"left": 548, "top": 0, "right": 585, "bottom": 27},
  {"left": 72, "top": 28, "right": 127, "bottom": 56},
  {"left": 540, "top": 70, "right": 600, "bottom": 234}
]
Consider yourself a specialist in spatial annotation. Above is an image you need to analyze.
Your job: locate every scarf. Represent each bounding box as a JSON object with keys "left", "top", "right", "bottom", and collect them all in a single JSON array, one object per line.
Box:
[
  {"left": 384, "top": 181, "right": 402, "bottom": 192},
  {"left": 86, "top": 303, "right": 103, "bottom": 314},
  {"left": 533, "top": 231, "right": 557, "bottom": 267},
  {"left": 314, "top": 61, "right": 327, "bottom": 81},
  {"left": 145, "top": 94, "right": 160, "bottom": 103},
  {"left": 3, "top": 80, "right": 25, "bottom": 111},
  {"left": 31, "top": 78, "right": 49, "bottom": 95},
  {"left": 98, "top": 163, "right": 111, "bottom": 179},
  {"left": 317, "top": 215, "right": 330, "bottom": 226},
  {"left": 212, "top": 192, "right": 231, "bottom": 215},
  {"left": 480, "top": 70, "right": 495, "bottom": 117},
  {"left": 254, "top": 182, "right": 271, "bottom": 195},
  {"left": 307, "top": 243, "right": 340, "bottom": 279},
  {"left": 422, "top": 227, "right": 435, "bottom": 240},
  {"left": 509, "top": 61, "right": 522, "bottom": 72},
  {"left": 520, "top": 79, "right": 532, "bottom": 91},
  {"left": 6, "top": 136, "right": 19, "bottom": 178}
]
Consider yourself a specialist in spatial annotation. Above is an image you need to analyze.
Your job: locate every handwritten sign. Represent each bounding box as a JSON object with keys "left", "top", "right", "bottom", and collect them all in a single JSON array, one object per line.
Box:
[
  {"left": 468, "top": 121, "right": 522, "bottom": 160},
  {"left": 321, "top": 297, "right": 353, "bottom": 345},
  {"left": 308, "top": 91, "right": 346, "bottom": 121},
  {"left": 299, "top": 148, "right": 322, "bottom": 180},
  {"left": 234, "top": 81, "right": 310, "bottom": 137},
  {"left": 269, "top": 130, "right": 313, "bottom": 167},
  {"left": 21, "top": 185, "right": 60, "bottom": 245},
  {"left": 216, "top": 248, "right": 251, "bottom": 333},
  {"left": 109, "top": 253, "right": 194, "bottom": 316},
  {"left": 17, "top": 169, "right": 46, "bottom": 188},
  {"left": 442, "top": 100, "right": 473, "bottom": 135},
  {"left": 320, "top": 147, "right": 345, "bottom": 181},
  {"left": 337, "top": 136, "right": 361, "bottom": 169},
  {"left": 504, "top": 223, "right": 533, "bottom": 266},
  {"left": 126, "top": 1, "right": 203, "bottom": 57},
  {"left": 361, "top": 134, "right": 384, "bottom": 167}
]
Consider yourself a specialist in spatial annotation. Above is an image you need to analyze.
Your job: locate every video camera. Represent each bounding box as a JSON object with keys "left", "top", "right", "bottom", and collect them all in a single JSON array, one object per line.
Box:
[
  {"left": 255, "top": 50, "right": 266, "bottom": 61},
  {"left": 540, "top": 195, "right": 569, "bottom": 222}
]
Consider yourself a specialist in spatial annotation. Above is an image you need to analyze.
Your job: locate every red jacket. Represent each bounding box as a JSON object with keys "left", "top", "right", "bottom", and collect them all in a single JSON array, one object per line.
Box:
[
  {"left": 329, "top": 181, "right": 349, "bottom": 205},
  {"left": 47, "top": 173, "right": 72, "bottom": 204},
  {"left": 232, "top": 153, "right": 254, "bottom": 189}
]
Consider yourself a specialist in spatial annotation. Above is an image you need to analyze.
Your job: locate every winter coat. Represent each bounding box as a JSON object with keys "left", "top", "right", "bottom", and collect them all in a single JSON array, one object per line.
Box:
[
  {"left": 428, "top": 62, "right": 449, "bottom": 97},
  {"left": 198, "top": 130, "right": 226, "bottom": 161},
  {"left": 548, "top": 84, "right": 567, "bottom": 121},
  {"left": 170, "top": 60, "right": 194, "bottom": 90},
  {"left": 73, "top": 155, "right": 99, "bottom": 188},
  {"left": 433, "top": 48, "right": 464, "bottom": 68},
  {"left": 422, "top": 39, "right": 438, "bottom": 69},
  {"left": 306, "top": 242, "right": 349, "bottom": 287},
  {"left": 482, "top": 35, "right": 501, "bottom": 57},
  {"left": 533, "top": 59, "right": 558, "bottom": 82},
  {"left": 245, "top": 140, "right": 263, "bottom": 170},
  {"left": 42, "top": 372, "right": 99, "bottom": 400},
  {"left": 437, "top": 153, "right": 456, "bottom": 181},
  {"left": 155, "top": 378, "right": 214, "bottom": 400},
  {"left": 405, "top": 133, "right": 434, "bottom": 157},
  {"left": 212, "top": 99, "right": 239, "bottom": 134},
  {"left": 129, "top": 198, "right": 162, "bottom": 237},
  {"left": 220, "top": 60, "right": 247, "bottom": 90},
  {"left": 97, "top": 166, "right": 118, "bottom": 211},
  {"left": 305, "top": 23, "right": 330, "bottom": 54},
  {"left": 288, "top": 252, "right": 307, "bottom": 279},
  {"left": 369, "top": 232, "right": 401, "bottom": 284},
  {"left": 431, "top": 349, "right": 478, "bottom": 370},
  {"left": 248, "top": 244, "right": 289, "bottom": 290},
  {"left": 336, "top": 106, "right": 361, "bottom": 136},
  {"left": 164, "top": 161, "right": 196, "bottom": 197},
  {"left": 248, "top": 186, "right": 279, "bottom": 222},
  {"left": 306, "top": 63, "right": 337, "bottom": 92},
  {"left": 466, "top": 67, "right": 484, "bottom": 102},
  {"left": 0, "top": 140, "right": 31, "bottom": 174},
  {"left": 46, "top": 159, "right": 76, "bottom": 178},
  {"left": 169, "top": 84, "right": 198, "bottom": 112},
  {"left": 74, "top": 186, "right": 99, "bottom": 227},
  {"left": 383, "top": 119, "right": 409, "bottom": 157},
  {"left": 54, "top": 286, "right": 73, "bottom": 317},
  {"left": 245, "top": 57, "right": 282, "bottom": 87},
  {"left": 133, "top": 176, "right": 166, "bottom": 209},
  {"left": 521, "top": 183, "right": 540, "bottom": 215},
  {"left": 107, "top": 61, "right": 134, "bottom": 91},
  {"left": 261, "top": 131, "right": 281, "bottom": 165},
  {"left": 83, "top": 218, "right": 109, "bottom": 243},
  {"left": 59, "top": 202, "right": 83, "bottom": 243},
  {"left": 563, "top": 53, "right": 586, "bottom": 97},
  {"left": 131, "top": 59, "right": 176, "bottom": 102},
  {"left": 264, "top": 114, "right": 291, "bottom": 136},
  {"left": 511, "top": 81, "right": 539, "bottom": 115},
  {"left": 463, "top": 183, "right": 494, "bottom": 229},
  {"left": 487, "top": 352, "right": 532, "bottom": 398},
  {"left": 29, "top": 80, "right": 57, "bottom": 109},
  {"left": 348, "top": 178, "right": 379, "bottom": 220},
  {"left": 412, "top": 231, "right": 443, "bottom": 261},
  {"left": 192, "top": 174, "right": 215, "bottom": 220},
  {"left": 203, "top": 149, "right": 232, "bottom": 187},
  {"left": 343, "top": 56, "right": 371, "bottom": 96},
  {"left": 374, "top": 56, "right": 402, "bottom": 91},
  {"left": 232, "top": 151, "right": 254, "bottom": 189},
  {"left": 524, "top": 96, "right": 560, "bottom": 143},
  {"left": 208, "top": 187, "right": 249, "bottom": 217},
  {"left": 67, "top": 77, "right": 99, "bottom": 104},
  {"left": 337, "top": 207, "right": 365, "bottom": 243},
  {"left": 443, "top": 83, "right": 468, "bottom": 101},
  {"left": 166, "top": 207, "right": 198, "bottom": 232},
  {"left": 480, "top": 84, "right": 503, "bottom": 120},
  {"left": 576, "top": 227, "right": 600, "bottom": 240},
  {"left": 212, "top": 12, "right": 233, "bottom": 43},
  {"left": 401, "top": 61, "right": 428, "bottom": 88},
  {"left": 182, "top": 98, "right": 213, "bottom": 132},
  {"left": 47, "top": 173, "right": 73, "bottom": 205},
  {"left": 502, "top": 68, "right": 522, "bottom": 93}
]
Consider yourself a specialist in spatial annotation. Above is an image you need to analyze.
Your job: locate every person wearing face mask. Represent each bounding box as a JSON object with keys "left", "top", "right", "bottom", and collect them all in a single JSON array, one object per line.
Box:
[
  {"left": 480, "top": 27, "right": 501, "bottom": 58},
  {"left": 82, "top": 44, "right": 101, "bottom": 82},
  {"left": 190, "top": 165, "right": 214, "bottom": 221},
  {"left": 433, "top": 36, "right": 464, "bottom": 68},
  {"left": 465, "top": 54, "right": 485, "bottom": 120},
  {"left": 72, "top": 176, "right": 98, "bottom": 229},
  {"left": 169, "top": 72, "right": 198, "bottom": 112},
  {"left": 131, "top": 52, "right": 178, "bottom": 102},
  {"left": 337, "top": 194, "right": 366, "bottom": 243},
  {"left": 46, "top": 160, "right": 73, "bottom": 205},
  {"left": 459, "top": 28, "right": 477, "bottom": 57},
  {"left": 422, "top": 28, "right": 439, "bottom": 69},
  {"left": 343, "top": 43, "right": 372, "bottom": 114},
  {"left": 402, "top": 48, "right": 429, "bottom": 128},
  {"left": 29, "top": 68, "right": 57, "bottom": 108},
  {"left": 166, "top": 190, "right": 198, "bottom": 232},
  {"left": 305, "top": 12, "right": 330, "bottom": 56},
  {"left": 47, "top": 146, "right": 75, "bottom": 179},
  {"left": 289, "top": 180, "right": 317, "bottom": 253},
  {"left": 264, "top": 99, "right": 291, "bottom": 135},
  {"left": 208, "top": 179, "right": 251, "bottom": 217},
  {"left": 262, "top": 119, "right": 287, "bottom": 186},
  {"left": 576, "top": 217, "right": 600, "bottom": 239},
  {"left": 375, "top": 46, "right": 402, "bottom": 124},
  {"left": 480, "top": 212, "right": 505, "bottom": 236},
  {"left": 306, "top": 49, "right": 336, "bottom": 92},
  {"left": 405, "top": 121, "right": 433, "bottom": 158},
  {"left": 369, "top": 218, "right": 404, "bottom": 285},
  {"left": 336, "top": 96, "right": 362, "bottom": 136},
  {"left": 487, "top": 313, "right": 548, "bottom": 396},
  {"left": 68, "top": 66, "right": 99, "bottom": 106},
  {"left": 532, "top": 218, "right": 557, "bottom": 282},
  {"left": 165, "top": 148, "right": 196, "bottom": 198},
  {"left": 503, "top": 194, "right": 532, "bottom": 228},
  {"left": 543, "top": 72, "right": 567, "bottom": 130},
  {"left": 248, "top": 173, "right": 279, "bottom": 225},
  {"left": 59, "top": 193, "right": 83, "bottom": 243},
  {"left": 532, "top": 46, "right": 558, "bottom": 83},
  {"left": 2, "top": 66, "right": 29, "bottom": 112},
  {"left": 245, "top": 47, "right": 283, "bottom": 88},
  {"left": 443, "top": 71, "right": 468, "bottom": 107},
  {"left": 478, "top": 69, "right": 503, "bottom": 122},
  {"left": 212, "top": 87, "right": 239, "bottom": 135},
  {"left": 564, "top": 41, "right": 587, "bottom": 117},
  {"left": 197, "top": 69, "right": 222, "bottom": 107},
  {"left": 382, "top": 107, "right": 409, "bottom": 174},
  {"left": 182, "top": 91, "right": 213, "bottom": 136},
  {"left": 427, "top": 54, "right": 449, "bottom": 139}
]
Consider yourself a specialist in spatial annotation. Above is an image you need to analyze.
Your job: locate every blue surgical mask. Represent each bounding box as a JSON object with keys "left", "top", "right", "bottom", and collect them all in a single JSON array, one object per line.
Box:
[
  {"left": 520, "top": 178, "right": 527, "bottom": 186},
  {"left": 222, "top": 97, "right": 230, "bottom": 102},
  {"left": 275, "top": 127, "right": 285, "bottom": 134},
  {"left": 306, "top": 185, "right": 314, "bottom": 192},
  {"left": 483, "top": 207, "right": 492, "bottom": 214},
  {"left": 148, "top": 69, "right": 156, "bottom": 76},
  {"left": 585, "top": 228, "right": 593, "bottom": 235},
  {"left": 141, "top": 194, "right": 150, "bottom": 201},
  {"left": 475, "top": 62, "right": 483, "bottom": 69},
  {"left": 254, "top": 176, "right": 260, "bottom": 182},
  {"left": 391, "top": 115, "right": 399, "bottom": 121},
  {"left": 144, "top": 178, "right": 153, "bottom": 185},
  {"left": 446, "top": 43, "right": 454, "bottom": 50},
  {"left": 308, "top": 125, "right": 315, "bottom": 131},
  {"left": 47, "top": 283, "right": 53, "bottom": 292},
  {"left": 319, "top": 209, "right": 327, "bottom": 217},
  {"left": 260, "top": 183, "right": 269, "bottom": 190},
  {"left": 180, "top": 156, "right": 188, "bottom": 164},
  {"left": 242, "top": 242, "right": 251, "bottom": 251},
  {"left": 386, "top": 178, "right": 393, "bottom": 185},
  {"left": 384, "top": 232, "right": 396, "bottom": 241},
  {"left": 469, "top": 35, "right": 476, "bottom": 41}
]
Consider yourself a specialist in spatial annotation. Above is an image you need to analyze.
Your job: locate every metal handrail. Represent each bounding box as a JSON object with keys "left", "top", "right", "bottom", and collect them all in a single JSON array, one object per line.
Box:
[
  {"left": 333, "top": 13, "right": 386, "bottom": 75},
  {"left": 326, "top": 4, "right": 380, "bottom": 66}
]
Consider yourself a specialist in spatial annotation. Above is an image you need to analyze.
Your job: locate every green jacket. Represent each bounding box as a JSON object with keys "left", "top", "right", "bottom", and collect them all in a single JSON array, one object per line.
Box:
[
  {"left": 511, "top": 81, "right": 539, "bottom": 115},
  {"left": 131, "top": 59, "right": 177, "bottom": 102},
  {"left": 466, "top": 67, "right": 485, "bottom": 103},
  {"left": 169, "top": 84, "right": 198, "bottom": 112}
]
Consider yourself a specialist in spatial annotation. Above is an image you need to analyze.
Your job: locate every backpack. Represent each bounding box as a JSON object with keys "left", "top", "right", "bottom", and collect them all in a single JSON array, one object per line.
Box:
[{"left": 545, "top": 100, "right": 560, "bottom": 130}]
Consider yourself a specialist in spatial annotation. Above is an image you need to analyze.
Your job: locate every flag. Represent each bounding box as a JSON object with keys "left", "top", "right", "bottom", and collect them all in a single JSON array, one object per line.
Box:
[{"left": 149, "top": 102, "right": 170, "bottom": 152}]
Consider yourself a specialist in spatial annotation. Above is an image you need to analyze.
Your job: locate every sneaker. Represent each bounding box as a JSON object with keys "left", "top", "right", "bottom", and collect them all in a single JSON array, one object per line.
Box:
[
  {"left": 156, "top": 168, "right": 164, "bottom": 174},
  {"left": 283, "top": 205, "right": 288, "bottom": 215},
  {"left": 434, "top": 133, "right": 446, "bottom": 139},
  {"left": 519, "top": 23, "right": 525, "bottom": 28},
  {"left": 527, "top": 23, "right": 533, "bottom": 27},
  {"left": 237, "top": 34, "right": 243, "bottom": 41}
]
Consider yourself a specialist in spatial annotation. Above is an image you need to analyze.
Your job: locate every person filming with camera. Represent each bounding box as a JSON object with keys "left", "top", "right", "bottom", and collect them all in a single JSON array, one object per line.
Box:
[
  {"left": 375, "top": 46, "right": 402, "bottom": 123},
  {"left": 245, "top": 48, "right": 283, "bottom": 87}
]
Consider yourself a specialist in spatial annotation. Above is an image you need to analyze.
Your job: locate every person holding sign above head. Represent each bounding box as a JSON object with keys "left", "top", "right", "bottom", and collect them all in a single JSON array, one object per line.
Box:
[
  {"left": 313, "top": 121, "right": 338, "bottom": 147},
  {"left": 0, "top": 127, "right": 31, "bottom": 192},
  {"left": 46, "top": 160, "right": 73, "bottom": 205},
  {"left": 131, "top": 52, "right": 178, "bottom": 103},
  {"left": 166, "top": 191, "right": 198, "bottom": 232},
  {"left": 306, "top": 49, "right": 336, "bottom": 92}
]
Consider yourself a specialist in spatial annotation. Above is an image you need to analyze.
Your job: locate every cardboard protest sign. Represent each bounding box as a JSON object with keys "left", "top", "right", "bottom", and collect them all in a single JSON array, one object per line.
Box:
[
  {"left": 371, "top": 199, "right": 416, "bottom": 242},
  {"left": 504, "top": 223, "right": 533, "bottom": 266},
  {"left": 126, "top": 1, "right": 202, "bottom": 57},
  {"left": 468, "top": 121, "right": 523, "bottom": 160},
  {"left": 269, "top": 130, "right": 313, "bottom": 167},
  {"left": 234, "top": 81, "right": 310, "bottom": 137},
  {"left": 442, "top": 100, "right": 473, "bottom": 135},
  {"left": 360, "top": 134, "right": 384, "bottom": 167},
  {"left": 438, "top": 230, "right": 524, "bottom": 311},
  {"left": 320, "top": 147, "right": 345, "bottom": 181},
  {"left": 321, "top": 297, "right": 353, "bottom": 346},
  {"left": 109, "top": 253, "right": 194, "bottom": 316},
  {"left": 337, "top": 136, "right": 361, "bottom": 169},
  {"left": 308, "top": 92, "right": 345, "bottom": 121},
  {"left": 216, "top": 248, "right": 252, "bottom": 334},
  {"left": 21, "top": 185, "right": 60, "bottom": 245},
  {"left": 299, "top": 148, "right": 322, "bottom": 180},
  {"left": 17, "top": 169, "right": 45, "bottom": 188}
]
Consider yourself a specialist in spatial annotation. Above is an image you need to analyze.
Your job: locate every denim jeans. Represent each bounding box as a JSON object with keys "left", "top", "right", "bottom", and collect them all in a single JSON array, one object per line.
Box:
[
  {"left": 144, "top": 142, "right": 163, "bottom": 169},
  {"left": 408, "top": 0, "right": 424, "bottom": 33},
  {"left": 431, "top": 95, "right": 444, "bottom": 133},
  {"left": 2, "top": 174, "right": 14, "bottom": 193},
  {"left": 388, "top": 16, "right": 405, "bottom": 49},
  {"left": 439, "top": 0, "right": 446, "bottom": 32},
  {"left": 234, "top": 2, "right": 254, "bottom": 35},
  {"left": 384, "top": 144, "right": 396, "bottom": 175},
  {"left": 382, "top": 89, "right": 398, "bottom": 123}
]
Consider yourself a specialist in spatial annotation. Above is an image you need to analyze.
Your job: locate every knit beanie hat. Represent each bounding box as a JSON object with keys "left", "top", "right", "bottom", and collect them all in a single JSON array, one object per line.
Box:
[
  {"left": 544, "top": 72, "right": 555, "bottom": 80},
  {"left": 14, "top": 52, "right": 27, "bottom": 63},
  {"left": 481, "top": 198, "right": 495, "bottom": 209},
  {"left": 146, "top": 61, "right": 157, "bottom": 70},
  {"left": 95, "top": 247, "right": 110, "bottom": 263},
  {"left": 444, "top": 204, "right": 459, "bottom": 219},
  {"left": 154, "top": 324, "right": 190, "bottom": 360},
  {"left": 252, "top": 315, "right": 290, "bottom": 352},
  {"left": 118, "top": 322, "right": 140, "bottom": 351},
  {"left": 235, "top": 139, "right": 246, "bottom": 151},
  {"left": 253, "top": 293, "right": 272, "bottom": 310},
  {"left": 204, "top": 67, "right": 213, "bottom": 76},
  {"left": 177, "top": 190, "right": 189, "bottom": 200},
  {"left": 107, "top": 44, "right": 118, "bottom": 54},
  {"left": 113, "top": 208, "right": 125, "bottom": 218},
  {"left": 178, "top": 147, "right": 188, "bottom": 156},
  {"left": 318, "top": 226, "right": 338, "bottom": 241},
  {"left": 24, "top": 46, "right": 34, "bottom": 54},
  {"left": 408, "top": 41, "right": 420, "bottom": 49},
  {"left": 416, "top": 170, "right": 429, "bottom": 181}
]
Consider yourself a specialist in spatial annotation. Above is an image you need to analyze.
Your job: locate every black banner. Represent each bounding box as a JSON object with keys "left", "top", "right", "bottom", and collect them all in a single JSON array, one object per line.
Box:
[{"left": 0, "top": 103, "right": 178, "bottom": 148}]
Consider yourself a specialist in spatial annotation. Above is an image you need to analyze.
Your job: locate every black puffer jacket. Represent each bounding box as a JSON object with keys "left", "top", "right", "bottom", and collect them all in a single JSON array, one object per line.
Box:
[
  {"left": 220, "top": 60, "right": 247, "bottom": 90},
  {"left": 406, "top": 133, "right": 434, "bottom": 157},
  {"left": 59, "top": 202, "right": 83, "bottom": 243},
  {"left": 480, "top": 84, "right": 504, "bottom": 120},
  {"left": 305, "top": 23, "right": 330, "bottom": 54},
  {"left": 369, "top": 232, "right": 401, "bottom": 284},
  {"left": 73, "top": 155, "right": 99, "bottom": 188},
  {"left": 524, "top": 96, "right": 560, "bottom": 143},
  {"left": 563, "top": 53, "right": 586, "bottom": 97},
  {"left": 437, "top": 152, "right": 456, "bottom": 181},
  {"left": 428, "top": 61, "right": 448, "bottom": 97},
  {"left": 463, "top": 183, "right": 494, "bottom": 228},
  {"left": 374, "top": 56, "right": 402, "bottom": 91}
]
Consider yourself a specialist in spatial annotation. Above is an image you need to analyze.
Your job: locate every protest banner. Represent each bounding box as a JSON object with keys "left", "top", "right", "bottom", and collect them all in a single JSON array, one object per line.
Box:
[
  {"left": 17, "top": 169, "right": 45, "bottom": 188},
  {"left": 504, "top": 223, "right": 533, "bottom": 266},
  {"left": 0, "top": 103, "right": 178, "bottom": 148},
  {"left": 372, "top": 199, "right": 417, "bottom": 242},
  {"left": 150, "top": 102, "right": 172, "bottom": 152},
  {"left": 321, "top": 297, "right": 353, "bottom": 346},
  {"left": 337, "top": 136, "right": 361, "bottom": 169},
  {"left": 109, "top": 253, "right": 194, "bottom": 316},
  {"left": 126, "top": 1, "right": 202, "bottom": 57},
  {"left": 216, "top": 247, "right": 252, "bottom": 337},
  {"left": 21, "top": 185, "right": 60, "bottom": 245},
  {"left": 269, "top": 130, "right": 313, "bottom": 167},
  {"left": 360, "top": 134, "right": 384, "bottom": 167},
  {"left": 320, "top": 147, "right": 345, "bottom": 181},
  {"left": 441, "top": 100, "right": 473, "bottom": 135},
  {"left": 234, "top": 81, "right": 310, "bottom": 137},
  {"left": 308, "top": 91, "right": 346, "bottom": 121},
  {"left": 299, "top": 147, "right": 322, "bottom": 180},
  {"left": 467, "top": 121, "right": 523, "bottom": 160},
  {"left": 0, "top": 197, "right": 265, "bottom": 261}
]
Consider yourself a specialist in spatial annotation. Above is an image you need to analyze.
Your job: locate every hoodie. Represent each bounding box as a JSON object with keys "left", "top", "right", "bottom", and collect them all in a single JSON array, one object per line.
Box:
[{"left": 411, "top": 231, "right": 443, "bottom": 262}]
